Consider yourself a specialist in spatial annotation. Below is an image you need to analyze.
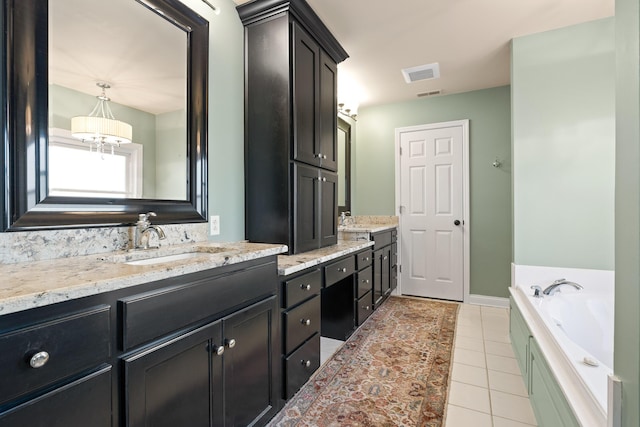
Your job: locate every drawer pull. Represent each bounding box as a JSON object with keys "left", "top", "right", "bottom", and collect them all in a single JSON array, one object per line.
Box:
[
  {"left": 213, "top": 345, "right": 225, "bottom": 356},
  {"left": 29, "top": 351, "right": 50, "bottom": 369},
  {"left": 225, "top": 339, "right": 236, "bottom": 349},
  {"left": 363, "top": 279, "right": 370, "bottom": 284},
  {"left": 301, "top": 360, "right": 312, "bottom": 368},
  {"left": 300, "top": 284, "right": 312, "bottom": 291},
  {"left": 338, "top": 267, "right": 347, "bottom": 273},
  {"left": 364, "top": 257, "right": 369, "bottom": 262},
  {"left": 300, "top": 318, "right": 311, "bottom": 326},
  {"left": 363, "top": 306, "right": 370, "bottom": 311},
  {"left": 383, "top": 256, "right": 388, "bottom": 260}
]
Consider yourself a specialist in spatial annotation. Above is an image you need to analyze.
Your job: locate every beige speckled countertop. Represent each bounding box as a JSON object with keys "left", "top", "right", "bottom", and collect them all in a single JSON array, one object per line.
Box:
[
  {"left": 0, "top": 242, "right": 287, "bottom": 316},
  {"left": 278, "top": 240, "right": 374, "bottom": 276}
]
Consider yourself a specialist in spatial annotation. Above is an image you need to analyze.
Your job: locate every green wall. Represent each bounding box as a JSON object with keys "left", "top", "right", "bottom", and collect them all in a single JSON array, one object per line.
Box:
[
  {"left": 615, "top": 0, "right": 640, "bottom": 424},
  {"left": 155, "top": 109, "right": 187, "bottom": 200},
  {"left": 511, "top": 18, "right": 615, "bottom": 270},
  {"left": 180, "top": 0, "right": 245, "bottom": 242},
  {"left": 354, "top": 86, "right": 512, "bottom": 297}
]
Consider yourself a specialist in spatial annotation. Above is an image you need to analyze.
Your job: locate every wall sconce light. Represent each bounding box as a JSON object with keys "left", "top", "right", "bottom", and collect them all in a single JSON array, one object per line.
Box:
[
  {"left": 71, "top": 82, "right": 133, "bottom": 156},
  {"left": 338, "top": 103, "right": 357, "bottom": 121}
]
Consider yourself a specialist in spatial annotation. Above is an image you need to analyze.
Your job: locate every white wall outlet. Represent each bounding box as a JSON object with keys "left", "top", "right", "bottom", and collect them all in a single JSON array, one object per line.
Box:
[{"left": 210, "top": 215, "right": 220, "bottom": 235}]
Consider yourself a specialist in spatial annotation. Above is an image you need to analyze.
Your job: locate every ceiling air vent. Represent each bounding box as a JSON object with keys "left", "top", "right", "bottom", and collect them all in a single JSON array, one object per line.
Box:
[
  {"left": 417, "top": 90, "right": 442, "bottom": 97},
  {"left": 402, "top": 63, "right": 440, "bottom": 83}
]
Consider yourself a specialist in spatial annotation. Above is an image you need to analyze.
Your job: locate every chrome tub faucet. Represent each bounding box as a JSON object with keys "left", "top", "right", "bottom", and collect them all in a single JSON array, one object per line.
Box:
[
  {"left": 135, "top": 212, "right": 166, "bottom": 249},
  {"left": 542, "top": 278, "right": 583, "bottom": 296}
]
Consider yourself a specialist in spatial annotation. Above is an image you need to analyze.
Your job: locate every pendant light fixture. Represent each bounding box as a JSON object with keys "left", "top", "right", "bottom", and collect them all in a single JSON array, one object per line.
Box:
[{"left": 71, "top": 82, "right": 133, "bottom": 155}]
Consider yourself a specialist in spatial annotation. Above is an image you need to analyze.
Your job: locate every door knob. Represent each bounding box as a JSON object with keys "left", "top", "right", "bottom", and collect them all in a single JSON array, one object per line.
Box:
[{"left": 454, "top": 220, "right": 461, "bottom": 226}]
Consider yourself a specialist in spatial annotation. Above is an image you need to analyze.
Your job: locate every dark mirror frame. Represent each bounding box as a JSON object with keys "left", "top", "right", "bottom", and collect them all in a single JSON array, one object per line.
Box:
[
  {"left": 0, "top": 0, "right": 209, "bottom": 231},
  {"left": 337, "top": 117, "right": 351, "bottom": 214}
]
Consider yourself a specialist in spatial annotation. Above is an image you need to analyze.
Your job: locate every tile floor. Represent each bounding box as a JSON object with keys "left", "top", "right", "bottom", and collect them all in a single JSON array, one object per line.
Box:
[
  {"left": 318, "top": 302, "right": 537, "bottom": 426},
  {"left": 446, "top": 304, "right": 537, "bottom": 427}
]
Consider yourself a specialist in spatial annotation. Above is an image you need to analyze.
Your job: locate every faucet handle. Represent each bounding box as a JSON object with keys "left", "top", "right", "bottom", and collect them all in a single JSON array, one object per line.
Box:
[
  {"left": 530, "top": 285, "right": 543, "bottom": 298},
  {"left": 138, "top": 212, "right": 157, "bottom": 222}
]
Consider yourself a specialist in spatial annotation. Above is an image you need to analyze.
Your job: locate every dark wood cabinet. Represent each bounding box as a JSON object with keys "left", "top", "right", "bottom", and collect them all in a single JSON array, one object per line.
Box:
[
  {"left": 372, "top": 230, "right": 398, "bottom": 308},
  {"left": 239, "top": 0, "right": 348, "bottom": 254},
  {"left": 0, "top": 256, "right": 281, "bottom": 427}
]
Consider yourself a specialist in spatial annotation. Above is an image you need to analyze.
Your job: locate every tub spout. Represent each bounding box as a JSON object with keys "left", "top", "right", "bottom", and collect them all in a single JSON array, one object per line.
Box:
[{"left": 542, "top": 279, "right": 583, "bottom": 296}]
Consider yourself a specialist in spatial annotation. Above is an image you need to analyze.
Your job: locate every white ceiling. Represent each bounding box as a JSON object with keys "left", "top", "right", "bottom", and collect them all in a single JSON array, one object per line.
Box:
[{"left": 235, "top": 0, "right": 614, "bottom": 111}]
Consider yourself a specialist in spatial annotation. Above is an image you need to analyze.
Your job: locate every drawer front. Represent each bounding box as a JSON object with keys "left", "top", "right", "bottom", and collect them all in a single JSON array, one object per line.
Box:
[
  {"left": 391, "top": 242, "right": 398, "bottom": 266},
  {"left": 391, "top": 228, "right": 397, "bottom": 242},
  {"left": 324, "top": 256, "right": 355, "bottom": 287},
  {"left": 120, "top": 261, "right": 276, "bottom": 350},
  {"left": 285, "top": 333, "right": 320, "bottom": 399},
  {"left": 372, "top": 230, "right": 392, "bottom": 249},
  {"left": 0, "top": 306, "right": 111, "bottom": 406},
  {"left": 284, "top": 295, "right": 320, "bottom": 354},
  {"left": 356, "top": 266, "right": 373, "bottom": 299},
  {"left": 356, "top": 249, "right": 373, "bottom": 270},
  {"left": 283, "top": 268, "right": 322, "bottom": 308},
  {"left": 356, "top": 291, "right": 374, "bottom": 326},
  {"left": 0, "top": 365, "right": 112, "bottom": 427}
]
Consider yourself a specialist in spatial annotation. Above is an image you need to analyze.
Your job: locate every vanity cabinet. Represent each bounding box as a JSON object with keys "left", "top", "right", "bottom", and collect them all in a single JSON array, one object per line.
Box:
[
  {"left": 355, "top": 249, "right": 374, "bottom": 326},
  {"left": 0, "top": 256, "right": 281, "bottom": 427},
  {"left": 372, "top": 229, "right": 398, "bottom": 308},
  {"left": 239, "top": 0, "right": 348, "bottom": 255},
  {"left": 280, "top": 268, "right": 322, "bottom": 399}
]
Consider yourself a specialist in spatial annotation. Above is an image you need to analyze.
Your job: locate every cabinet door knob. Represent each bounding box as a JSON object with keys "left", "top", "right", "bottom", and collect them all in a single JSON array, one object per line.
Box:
[
  {"left": 322, "top": 155, "right": 327, "bottom": 159},
  {"left": 302, "top": 360, "right": 312, "bottom": 368},
  {"left": 338, "top": 267, "right": 347, "bottom": 273},
  {"left": 363, "top": 279, "right": 370, "bottom": 284},
  {"left": 383, "top": 256, "right": 388, "bottom": 260},
  {"left": 322, "top": 177, "right": 327, "bottom": 182},
  {"left": 363, "top": 306, "right": 370, "bottom": 311},
  {"left": 301, "top": 318, "right": 311, "bottom": 326},
  {"left": 213, "top": 345, "right": 225, "bottom": 356},
  {"left": 225, "top": 339, "right": 236, "bottom": 349},
  {"left": 364, "top": 257, "right": 369, "bottom": 262},
  {"left": 29, "top": 351, "right": 49, "bottom": 369},
  {"left": 315, "top": 153, "right": 322, "bottom": 158},
  {"left": 300, "top": 283, "right": 312, "bottom": 291}
]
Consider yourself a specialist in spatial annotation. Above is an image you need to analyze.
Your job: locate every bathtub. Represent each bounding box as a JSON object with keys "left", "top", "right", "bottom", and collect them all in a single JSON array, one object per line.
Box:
[{"left": 510, "top": 266, "right": 614, "bottom": 427}]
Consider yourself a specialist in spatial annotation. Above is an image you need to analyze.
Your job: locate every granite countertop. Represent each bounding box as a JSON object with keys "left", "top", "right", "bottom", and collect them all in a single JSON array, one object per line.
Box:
[
  {"left": 0, "top": 241, "right": 287, "bottom": 316},
  {"left": 337, "top": 223, "right": 397, "bottom": 233},
  {"left": 278, "top": 240, "right": 374, "bottom": 276}
]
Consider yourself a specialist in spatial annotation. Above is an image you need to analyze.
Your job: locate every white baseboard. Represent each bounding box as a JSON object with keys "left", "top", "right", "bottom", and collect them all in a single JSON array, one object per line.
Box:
[{"left": 466, "top": 294, "right": 510, "bottom": 308}]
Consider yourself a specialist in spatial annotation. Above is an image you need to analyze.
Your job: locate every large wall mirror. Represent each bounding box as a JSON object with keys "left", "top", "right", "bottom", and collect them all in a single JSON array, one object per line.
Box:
[
  {"left": 337, "top": 117, "right": 351, "bottom": 213},
  {"left": 1, "top": 0, "right": 209, "bottom": 231}
]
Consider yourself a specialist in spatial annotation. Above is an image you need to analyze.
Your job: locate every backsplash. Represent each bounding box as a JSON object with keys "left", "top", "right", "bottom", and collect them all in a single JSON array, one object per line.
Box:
[{"left": 0, "top": 223, "right": 209, "bottom": 264}]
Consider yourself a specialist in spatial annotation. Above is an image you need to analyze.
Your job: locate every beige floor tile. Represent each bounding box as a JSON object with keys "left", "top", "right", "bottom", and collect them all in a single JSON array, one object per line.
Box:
[
  {"left": 453, "top": 348, "right": 486, "bottom": 368},
  {"left": 445, "top": 404, "right": 492, "bottom": 427},
  {"left": 493, "top": 416, "right": 537, "bottom": 426},
  {"left": 486, "top": 354, "right": 521, "bottom": 375},
  {"left": 455, "top": 325, "right": 484, "bottom": 339},
  {"left": 490, "top": 390, "right": 537, "bottom": 425},
  {"left": 448, "top": 381, "right": 491, "bottom": 414},
  {"left": 485, "top": 340, "right": 516, "bottom": 358},
  {"left": 488, "top": 370, "right": 528, "bottom": 396},
  {"left": 455, "top": 335, "right": 485, "bottom": 352},
  {"left": 451, "top": 363, "right": 488, "bottom": 388},
  {"left": 483, "top": 329, "right": 511, "bottom": 343}
]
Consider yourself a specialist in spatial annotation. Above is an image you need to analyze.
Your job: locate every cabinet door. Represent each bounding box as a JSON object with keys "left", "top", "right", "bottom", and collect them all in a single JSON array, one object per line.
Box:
[
  {"left": 373, "top": 249, "right": 384, "bottom": 308},
  {"left": 0, "top": 366, "right": 111, "bottom": 427},
  {"left": 294, "top": 163, "right": 320, "bottom": 253},
  {"left": 292, "top": 22, "right": 320, "bottom": 167},
  {"left": 223, "top": 296, "right": 279, "bottom": 427},
  {"left": 124, "top": 321, "right": 223, "bottom": 427},
  {"left": 320, "top": 170, "right": 338, "bottom": 247},
  {"left": 382, "top": 246, "right": 391, "bottom": 297},
  {"left": 318, "top": 51, "right": 337, "bottom": 171}
]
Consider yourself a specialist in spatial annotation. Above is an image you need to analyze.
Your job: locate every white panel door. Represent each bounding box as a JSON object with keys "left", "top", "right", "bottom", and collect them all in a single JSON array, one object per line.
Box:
[{"left": 399, "top": 123, "right": 465, "bottom": 301}]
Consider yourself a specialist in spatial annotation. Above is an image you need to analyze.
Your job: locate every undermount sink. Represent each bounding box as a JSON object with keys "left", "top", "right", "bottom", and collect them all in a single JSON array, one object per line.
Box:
[
  {"left": 102, "top": 245, "right": 234, "bottom": 265},
  {"left": 123, "top": 252, "right": 205, "bottom": 266}
]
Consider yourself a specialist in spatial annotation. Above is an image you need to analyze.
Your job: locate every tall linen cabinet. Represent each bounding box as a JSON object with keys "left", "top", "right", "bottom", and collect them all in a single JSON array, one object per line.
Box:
[{"left": 238, "top": 0, "right": 348, "bottom": 254}]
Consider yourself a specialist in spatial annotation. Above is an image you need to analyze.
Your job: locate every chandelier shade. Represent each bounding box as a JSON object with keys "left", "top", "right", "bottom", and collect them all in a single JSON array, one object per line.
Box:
[{"left": 71, "top": 82, "right": 133, "bottom": 152}]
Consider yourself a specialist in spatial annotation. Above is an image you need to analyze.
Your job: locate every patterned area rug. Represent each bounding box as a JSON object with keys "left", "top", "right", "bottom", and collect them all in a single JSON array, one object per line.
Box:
[{"left": 269, "top": 296, "right": 459, "bottom": 427}]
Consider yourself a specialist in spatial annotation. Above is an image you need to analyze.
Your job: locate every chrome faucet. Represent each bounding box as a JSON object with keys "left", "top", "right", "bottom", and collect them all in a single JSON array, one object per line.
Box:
[
  {"left": 135, "top": 212, "right": 166, "bottom": 249},
  {"left": 542, "top": 278, "right": 583, "bottom": 296},
  {"left": 340, "top": 211, "right": 351, "bottom": 226}
]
